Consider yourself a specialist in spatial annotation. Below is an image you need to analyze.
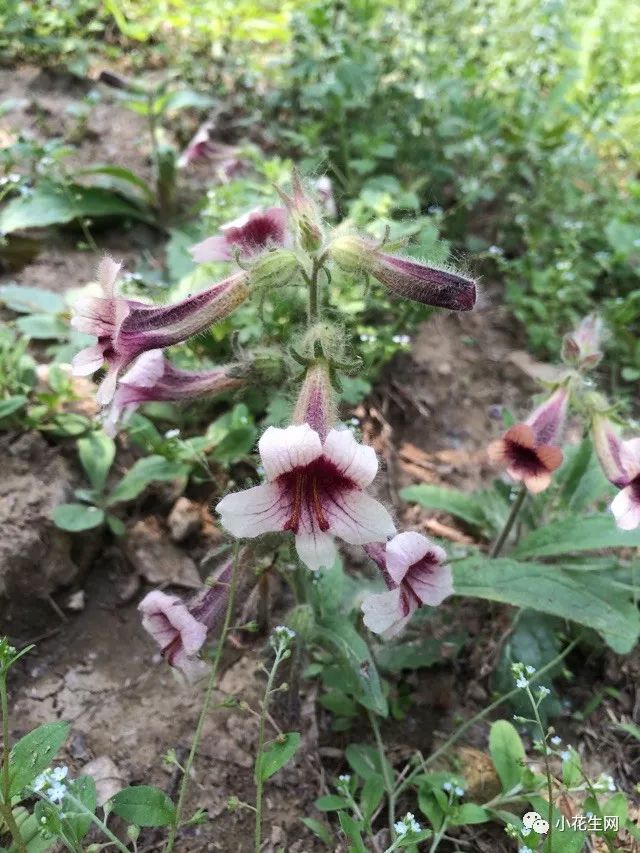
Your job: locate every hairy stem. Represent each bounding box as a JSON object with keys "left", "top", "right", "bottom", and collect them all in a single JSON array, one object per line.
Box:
[
  {"left": 490, "top": 484, "right": 527, "bottom": 557},
  {"left": 525, "top": 686, "right": 554, "bottom": 852},
  {"left": 368, "top": 711, "right": 396, "bottom": 840},
  {"left": 165, "top": 543, "right": 242, "bottom": 853}
]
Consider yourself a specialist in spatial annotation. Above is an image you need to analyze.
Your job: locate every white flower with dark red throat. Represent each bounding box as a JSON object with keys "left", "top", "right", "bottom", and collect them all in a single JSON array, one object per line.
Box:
[
  {"left": 592, "top": 414, "right": 640, "bottom": 530},
  {"left": 488, "top": 386, "right": 568, "bottom": 493},
  {"left": 71, "top": 256, "right": 249, "bottom": 405},
  {"left": 361, "top": 532, "right": 453, "bottom": 639},
  {"left": 138, "top": 559, "right": 233, "bottom": 683},
  {"left": 190, "top": 207, "right": 289, "bottom": 263},
  {"left": 216, "top": 424, "right": 395, "bottom": 571},
  {"left": 328, "top": 234, "right": 476, "bottom": 311},
  {"left": 103, "top": 349, "right": 246, "bottom": 436}
]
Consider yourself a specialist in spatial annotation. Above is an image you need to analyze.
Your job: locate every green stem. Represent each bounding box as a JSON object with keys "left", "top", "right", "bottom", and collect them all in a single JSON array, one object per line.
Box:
[
  {"left": 254, "top": 647, "right": 286, "bottom": 853},
  {"left": 63, "top": 793, "right": 129, "bottom": 853},
  {"left": 1, "top": 676, "right": 27, "bottom": 853},
  {"left": 490, "top": 484, "right": 527, "bottom": 558},
  {"left": 307, "top": 259, "right": 320, "bottom": 326},
  {"left": 428, "top": 819, "right": 449, "bottom": 853},
  {"left": 368, "top": 711, "right": 395, "bottom": 840},
  {"left": 525, "top": 687, "right": 553, "bottom": 852},
  {"left": 394, "top": 635, "right": 581, "bottom": 799},
  {"left": 165, "top": 543, "right": 242, "bottom": 853}
]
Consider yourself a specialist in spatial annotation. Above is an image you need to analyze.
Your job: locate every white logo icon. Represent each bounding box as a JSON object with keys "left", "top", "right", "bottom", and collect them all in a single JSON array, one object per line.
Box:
[{"left": 522, "top": 811, "right": 549, "bottom": 834}]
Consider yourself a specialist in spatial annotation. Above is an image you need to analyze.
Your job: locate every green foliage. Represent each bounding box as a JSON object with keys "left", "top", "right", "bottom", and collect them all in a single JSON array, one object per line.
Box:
[
  {"left": 9, "top": 723, "right": 70, "bottom": 798},
  {"left": 109, "top": 785, "right": 176, "bottom": 827},
  {"left": 256, "top": 732, "right": 301, "bottom": 781}
]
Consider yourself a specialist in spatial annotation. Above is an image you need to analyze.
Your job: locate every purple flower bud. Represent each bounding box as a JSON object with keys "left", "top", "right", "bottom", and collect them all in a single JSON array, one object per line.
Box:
[
  {"left": 138, "top": 557, "right": 235, "bottom": 683},
  {"left": 592, "top": 414, "right": 640, "bottom": 530},
  {"left": 329, "top": 235, "right": 476, "bottom": 311},
  {"left": 71, "top": 257, "right": 249, "bottom": 405},
  {"left": 190, "top": 207, "right": 289, "bottom": 263},
  {"left": 292, "top": 362, "right": 336, "bottom": 441},
  {"left": 103, "top": 350, "right": 247, "bottom": 435},
  {"left": 277, "top": 169, "right": 324, "bottom": 251},
  {"left": 562, "top": 315, "right": 604, "bottom": 370}
]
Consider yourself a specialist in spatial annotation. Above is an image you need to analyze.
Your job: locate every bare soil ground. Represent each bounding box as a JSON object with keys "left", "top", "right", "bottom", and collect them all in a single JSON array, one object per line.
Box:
[{"left": 2, "top": 67, "right": 638, "bottom": 853}]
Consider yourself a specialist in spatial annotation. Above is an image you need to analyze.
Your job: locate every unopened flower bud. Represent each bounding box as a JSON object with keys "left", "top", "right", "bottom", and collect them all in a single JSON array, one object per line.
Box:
[
  {"left": 329, "top": 234, "right": 476, "bottom": 311},
  {"left": 278, "top": 169, "right": 324, "bottom": 251},
  {"left": 249, "top": 248, "right": 302, "bottom": 289},
  {"left": 127, "top": 826, "right": 141, "bottom": 840},
  {"left": 293, "top": 361, "right": 336, "bottom": 440}
]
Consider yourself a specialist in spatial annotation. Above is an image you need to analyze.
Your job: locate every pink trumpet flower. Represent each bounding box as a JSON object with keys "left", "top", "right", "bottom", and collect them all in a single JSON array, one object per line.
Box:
[
  {"left": 103, "top": 349, "right": 247, "bottom": 436},
  {"left": 592, "top": 414, "right": 640, "bottom": 530},
  {"left": 488, "top": 386, "right": 568, "bottom": 493},
  {"left": 71, "top": 257, "right": 249, "bottom": 405},
  {"left": 138, "top": 558, "right": 233, "bottom": 683},
  {"left": 361, "top": 532, "right": 453, "bottom": 638},
  {"left": 190, "top": 207, "right": 289, "bottom": 263},
  {"left": 562, "top": 314, "right": 604, "bottom": 370},
  {"left": 328, "top": 234, "right": 476, "bottom": 311}
]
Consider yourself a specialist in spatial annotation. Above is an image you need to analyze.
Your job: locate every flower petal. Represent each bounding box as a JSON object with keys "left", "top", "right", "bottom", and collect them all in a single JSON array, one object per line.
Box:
[
  {"left": 71, "top": 345, "right": 105, "bottom": 376},
  {"left": 216, "top": 482, "right": 290, "bottom": 538},
  {"left": 138, "top": 590, "right": 207, "bottom": 655},
  {"left": 120, "top": 349, "right": 166, "bottom": 388},
  {"left": 619, "top": 439, "right": 640, "bottom": 483},
  {"left": 362, "top": 588, "right": 413, "bottom": 638},
  {"left": 295, "top": 530, "right": 337, "bottom": 571},
  {"left": 385, "top": 531, "right": 446, "bottom": 585},
  {"left": 189, "top": 235, "right": 231, "bottom": 263},
  {"left": 611, "top": 485, "right": 640, "bottom": 531},
  {"left": 407, "top": 561, "right": 454, "bottom": 606},
  {"left": 322, "top": 428, "right": 378, "bottom": 488},
  {"left": 258, "top": 424, "right": 323, "bottom": 481},
  {"left": 521, "top": 470, "right": 552, "bottom": 493},
  {"left": 324, "top": 490, "right": 396, "bottom": 545},
  {"left": 97, "top": 256, "right": 122, "bottom": 297}
]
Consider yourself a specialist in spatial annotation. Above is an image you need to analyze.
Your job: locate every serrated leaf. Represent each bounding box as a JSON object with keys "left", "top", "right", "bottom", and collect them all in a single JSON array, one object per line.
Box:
[
  {"left": 256, "top": 732, "right": 301, "bottom": 781},
  {"left": 9, "top": 722, "right": 70, "bottom": 796},
  {"left": 512, "top": 514, "right": 640, "bottom": 558},
  {"left": 52, "top": 503, "right": 105, "bottom": 532},
  {"left": 489, "top": 720, "right": 526, "bottom": 792},
  {"left": 454, "top": 556, "right": 640, "bottom": 653},
  {"left": 109, "top": 785, "right": 175, "bottom": 827}
]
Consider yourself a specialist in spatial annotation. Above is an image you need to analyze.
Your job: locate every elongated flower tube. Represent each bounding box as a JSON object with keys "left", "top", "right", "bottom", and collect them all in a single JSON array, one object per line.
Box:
[
  {"left": 139, "top": 558, "right": 233, "bottom": 683},
  {"left": 190, "top": 206, "right": 289, "bottom": 263},
  {"left": 71, "top": 257, "right": 249, "bottom": 405},
  {"left": 103, "top": 349, "right": 247, "bottom": 436},
  {"left": 328, "top": 235, "right": 476, "bottom": 311},
  {"left": 361, "top": 532, "right": 453, "bottom": 639},
  {"left": 217, "top": 365, "right": 394, "bottom": 569},
  {"left": 562, "top": 314, "right": 604, "bottom": 370},
  {"left": 488, "top": 386, "right": 568, "bottom": 493},
  {"left": 592, "top": 414, "right": 640, "bottom": 530}
]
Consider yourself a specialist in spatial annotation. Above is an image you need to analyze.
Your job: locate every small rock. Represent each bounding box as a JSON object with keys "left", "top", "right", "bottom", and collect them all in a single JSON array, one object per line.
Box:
[
  {"left": 125, "top": 517, "right": 201, "bottom": 588},
  {"left": 437, "top": 362, "right": 452, "bottom": 376},
  {"left": 168, "top": 497, "right": 202, "bottom": 542},
  {"left": 65, "top": 590, "right": 85, "bottom": 611},
  {"left": 69, "top": 730, "right": 91, "bottom": 762},
  {"left": 82, "top": 755, "right": 124, "bottom": 806}
]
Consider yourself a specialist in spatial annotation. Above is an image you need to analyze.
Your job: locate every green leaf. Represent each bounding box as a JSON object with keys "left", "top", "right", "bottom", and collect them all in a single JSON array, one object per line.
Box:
[
  {"left": 314, "top": 795, "right": 350, "bottom": 812},
  {"left": 0, "top": 285, "right": 64, "bottom": 314},
  {"left": 301, "top": 817, "right": 332, "bottom": 846},
  {"left": 338, "top": 812, "right": 366, "bottom": 853},
  {"left": 106, "top": 455, "right": 189, "bottom": 505},
  {"left": 76, "top": 165, "right": 155, "bottom": 204},
  {"left": 62, "top": 776, "right": 97, "bottom": 843},
  {"left": 77, "top": 431, "right": 115, "bottom": 492},
  {"left": 400, "top": 483, "right": 488, "bottom": 527},
  {"left": 52, "top": 503, "right": 105, "bottom": 532},
  {"left": 9, "top": 722, "right": 70, "bottom": 797},
  {"left": 489, "top": 720, "right": 526, "bottom": 793},
  {"left": 0, "top": 395, "right": 27, "bottom": 419},
  {"left": 614, "top": 721, "right": 640, "bottom": 741},
  {"left": 0, "top": 182, "right": 153, "bottom": 236},
  {"left": 109, "top": 785, "right": 176, "bottom": 827},
  {"left": 449, "top": 803, "right": 491, "bottom": 825},
  {"left": 345, "top": 744, "right": 392, "bottom": 782},
  {"left": 454, "top": 556, "right": 640, "bottom": 653},
  {"left": 15, "top": 314, "right": 68, "bottom": 340},
  {"left": 256, "top": 732, "right": 301, "bottom": 781},
  {"left": 360, "top": 774, "right": 384, "bottom": 821},
  {"left": 8, "top": 806, "right": 53, "bottom": 852},
  {"left": 375, "top": 634, "right": 466, "bottom": 673},
  {"left": 512, "top": 514, "right": 640, "bottom": 559}
]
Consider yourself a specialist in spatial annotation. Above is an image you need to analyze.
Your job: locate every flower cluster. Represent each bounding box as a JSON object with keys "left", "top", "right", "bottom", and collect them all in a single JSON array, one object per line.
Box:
[
  {"left": 32, "top": 766, "right": 70, "bottom": 803},
  {"left": 393, "top": 812, "right": 422, "bottom": 837}
]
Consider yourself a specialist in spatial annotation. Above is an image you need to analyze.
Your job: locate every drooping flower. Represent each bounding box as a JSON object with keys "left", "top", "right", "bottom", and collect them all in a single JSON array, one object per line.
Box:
[
  {"left": 361, "top": 532, "right": 453, "bottom": 639},
  {"left": 216, "top": 421, "right": 395, "bottom": 571},
  {"left": 71, "top": 257, "right": 249, "bottom": 405},
  {"left": 328, "top": 234, "right": 476, "bottom": 311},
  {"left": 138, "top": 558, "right": 233, "bottom": 683},
  {"left": 562, "top": 314, "right": 604, "bottom": 370},
  {"left": 592, "top": 414, "right": 640, "bottom": 530},
  {"left": 103, "top": 349, "right": 246, "bottom": 436},
  {"left": 488, "top": 386, "right": 568, "bottom": 493},
  {"left": 190, "top": 207, "right": 289, "bottom": 263}
]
